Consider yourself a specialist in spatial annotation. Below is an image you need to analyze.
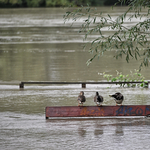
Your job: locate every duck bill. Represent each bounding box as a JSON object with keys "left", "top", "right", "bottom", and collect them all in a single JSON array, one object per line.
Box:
[{"left": 109, "top": 95, "right": 113, "bottom": 97}]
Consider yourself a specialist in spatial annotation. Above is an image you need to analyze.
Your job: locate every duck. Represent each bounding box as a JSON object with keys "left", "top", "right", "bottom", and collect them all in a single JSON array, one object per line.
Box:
[
  {"left": 77, "top": 91, "right": 86, "bottom": 106},
  {"left": 94, "top": 92, "right": 104, "bottom": 106},
  {"left": 109, "top": 92, "right": 124, "bottom": 106}
]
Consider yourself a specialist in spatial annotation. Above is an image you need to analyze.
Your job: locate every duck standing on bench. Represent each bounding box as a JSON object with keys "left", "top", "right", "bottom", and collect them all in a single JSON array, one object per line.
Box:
[
  {"left": 77, "top": 91, "right": 86, "bottom": 106},
  {"left": 94, "top": 92, "right": 104, "bottom": 106},
  {"left": 109, "top": 92, "right": 124, "bottom": 106}
]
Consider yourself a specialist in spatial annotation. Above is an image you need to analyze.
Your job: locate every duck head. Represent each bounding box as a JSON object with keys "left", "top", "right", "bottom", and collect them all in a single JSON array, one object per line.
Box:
[
  {"left": 96, "top": 92, "right": 99, "bottom": 96},
  {"left": 80, "top": 91, "right": 84, "bottom": 96},
  {"left": 109, "top": 92, "right": 124, "bottom": 100}
]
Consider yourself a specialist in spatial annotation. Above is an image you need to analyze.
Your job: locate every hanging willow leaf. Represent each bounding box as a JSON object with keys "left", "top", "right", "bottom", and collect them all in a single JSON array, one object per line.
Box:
[
  {"left": 86, "top": 54, "right": 97, "bottom": 66},
  {"left": 126, "top": 53, "right": 129, "bottom": 63},
  {"left": 93, "top": 17, "right": 96, "bottom": 23},
  {"left": 108, "top": 14, "right": 111, "bottom": 19},
  {"left": 135, "top": 52, "right": 137, "bottom": 60},
  {"left": 128, "top": 47, "right": 133, "bottom": 57},
  {"left": 117, "top": 36, "right": 122, "bottom": 41}
]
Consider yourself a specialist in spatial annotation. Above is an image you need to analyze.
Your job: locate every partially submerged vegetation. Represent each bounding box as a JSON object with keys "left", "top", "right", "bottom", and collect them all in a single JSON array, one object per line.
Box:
[{"left": 101, "top": 70, "right": 148, "bottom": 88}]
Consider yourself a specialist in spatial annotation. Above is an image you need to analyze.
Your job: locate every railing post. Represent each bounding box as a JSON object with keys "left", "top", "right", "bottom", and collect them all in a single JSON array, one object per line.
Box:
[
  {"left": 82, "top": 83, "right": 86, "bottom": 88},
  {"left": 145, "top": 82, "right": 149, "bottom": 88},
  {"left": 19, "top": 83, "right": 24, "bottom": 89}
]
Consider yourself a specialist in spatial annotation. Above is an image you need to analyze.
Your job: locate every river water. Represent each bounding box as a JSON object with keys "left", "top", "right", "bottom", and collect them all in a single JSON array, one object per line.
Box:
[{"left": 0, "top": 7, "right": 150, "bottom": 150}]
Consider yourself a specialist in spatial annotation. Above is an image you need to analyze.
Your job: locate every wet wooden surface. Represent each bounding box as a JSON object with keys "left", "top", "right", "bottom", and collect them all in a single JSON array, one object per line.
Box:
[{"left": 45, "top": 105, "right": 150, "bottom": 119}]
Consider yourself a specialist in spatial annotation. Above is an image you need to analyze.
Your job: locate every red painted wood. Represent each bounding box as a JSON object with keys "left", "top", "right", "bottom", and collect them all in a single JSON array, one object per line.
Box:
[{"left": 45, "top": 105, "right": 150, "bottom": 118}]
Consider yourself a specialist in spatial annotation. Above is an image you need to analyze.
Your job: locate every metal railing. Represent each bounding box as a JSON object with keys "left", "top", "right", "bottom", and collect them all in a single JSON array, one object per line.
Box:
[{"left": 19, "top": 81, "right": 149, "bottom": 88}]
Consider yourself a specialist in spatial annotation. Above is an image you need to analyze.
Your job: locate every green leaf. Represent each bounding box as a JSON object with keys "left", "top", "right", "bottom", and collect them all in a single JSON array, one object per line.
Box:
[
  {"left": 93, "top": 17, "right": 96, "bottom": 23},
  {"left": 128, "top": 48, "right": 133, "bottom": 57},
  {"left": 117, "top": 36, "right": 122, "bottom": 41},
  {"left": 108, "top": 14, "right": 111, "bottom": 19},
  {"left": 126, "top": 53, "right": 129, "bottom": 63},
  {"left": 135, "top": 52, "right": 137, "bottom": 60}
]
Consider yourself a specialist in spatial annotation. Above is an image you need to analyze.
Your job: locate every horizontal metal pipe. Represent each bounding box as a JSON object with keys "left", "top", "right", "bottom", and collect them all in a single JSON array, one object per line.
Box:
[{"left": 20, "top": 81, "right": 149, "bottom": 84}]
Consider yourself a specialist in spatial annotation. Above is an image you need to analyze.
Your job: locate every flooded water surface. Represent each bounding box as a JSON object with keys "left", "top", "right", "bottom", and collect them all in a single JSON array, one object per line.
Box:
[{"left": 0, "top": 7, "right": 150, "bottom": 150}]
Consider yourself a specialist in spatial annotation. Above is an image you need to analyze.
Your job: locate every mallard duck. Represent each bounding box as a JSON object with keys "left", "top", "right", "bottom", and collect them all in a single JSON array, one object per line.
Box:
[
  {"left": 109, "top": 92, "right": 124, "bottom": 106},
  {"left": 77, "top": 91, "right": 86, "bottom": 106},
  {"left": 94, "top": 92, "right": 104, "bottom": 106}
]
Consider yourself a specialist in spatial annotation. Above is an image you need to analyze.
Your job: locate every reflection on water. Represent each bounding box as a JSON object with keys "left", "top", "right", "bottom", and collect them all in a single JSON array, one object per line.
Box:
[
  {"left": 78, "top": 127, "right": 87, "bottom": 137},
  {"left": 2, "top": 111, "right": 150, "bottom": 150},
  {"left": 0, "top": 7, "right": 150, "bottom": 150},
  {"left": 94, "top": 128, "right": 104, "bottom": 136},
  {"left": 115, "top": 125, "right": 124, "bottom": 136}
]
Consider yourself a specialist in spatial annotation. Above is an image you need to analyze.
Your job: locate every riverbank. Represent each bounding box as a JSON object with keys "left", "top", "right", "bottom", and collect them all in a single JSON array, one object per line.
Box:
[{"left": 0, "top": 0, "right": 125, "bottom": 8}]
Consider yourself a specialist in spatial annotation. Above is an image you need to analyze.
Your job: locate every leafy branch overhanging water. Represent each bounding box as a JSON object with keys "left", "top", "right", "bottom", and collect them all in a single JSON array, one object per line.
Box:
[{"left": 64, "top": 0, "right": 150, "bottom": 70}]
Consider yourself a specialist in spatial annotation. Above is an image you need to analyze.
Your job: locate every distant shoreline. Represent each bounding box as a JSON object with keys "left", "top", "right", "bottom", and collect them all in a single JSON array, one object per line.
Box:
[{"left": 0, "top": 0, "right": 127, "bottom": 8}]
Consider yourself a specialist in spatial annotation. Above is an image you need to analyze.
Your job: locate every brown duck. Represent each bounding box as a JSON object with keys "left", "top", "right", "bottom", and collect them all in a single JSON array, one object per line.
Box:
[
  {"left": 94, "top": 92, "right": 104, "bottom": 106},
  {"left": 77, "top": 91, "right": 86, "bottom": 106},
  {"left": 109, "top": 92, "right": 124, "bottom": 106}
]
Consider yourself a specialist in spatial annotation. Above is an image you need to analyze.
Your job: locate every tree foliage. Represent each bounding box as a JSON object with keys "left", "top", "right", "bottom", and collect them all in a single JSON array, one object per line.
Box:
[
  {"left": 0, "top": 0, "right": 124, "bottom": 8},
  {"left": 64, "top": 0, "right": 150, "bottom": 70}
]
